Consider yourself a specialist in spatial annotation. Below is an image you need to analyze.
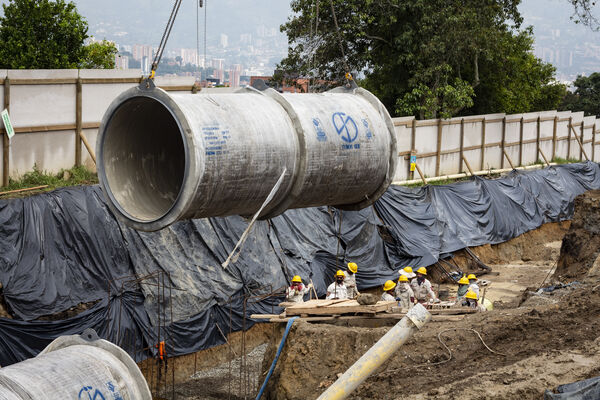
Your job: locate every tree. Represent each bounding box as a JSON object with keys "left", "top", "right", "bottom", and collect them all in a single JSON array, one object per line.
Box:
[
  {"left": 80, "top": 40, "right": 118, "bottom": 69},
  {"left": 279, "top": 0, "right": 564, "bottom": 119},
  {"left": 561, "top": 73, "right": 600, "bottom": 116},
  {"left": 0, "top": 0, "right": 89, "bottom": 69},
  {"left": 568, "top": 0, "right": 600, "bottom": 30}
]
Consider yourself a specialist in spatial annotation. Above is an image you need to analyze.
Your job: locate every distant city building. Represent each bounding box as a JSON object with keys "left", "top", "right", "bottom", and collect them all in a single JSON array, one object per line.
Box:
[
  {"left": 132, "top": 44, "right": 153, "bottom": 61},
  {"left": 212, "top": 58, "right": 225, "bottom": 84},
  {"left": 115, "top": 54, "right": 129, "bottom": 69},
  {"left": 240, "top": 33, "right": 252, "bottom": 45},
  {"left": 220, "top": 34, "right": 228, "bottom": 48},
  {"left": 229, "top": 64, "right": 242, "bottom": 87},
  {"left": 141, "top": 56, "right": 150, "bottom": 76},
  {"left": 180, "top": 48, "right": 198, "bottom": 65}
]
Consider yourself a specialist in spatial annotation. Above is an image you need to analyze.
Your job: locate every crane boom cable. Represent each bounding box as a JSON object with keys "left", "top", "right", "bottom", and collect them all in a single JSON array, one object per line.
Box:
[
  {"left": 151, "top": 0, "right": 184, "bottom": 76},
  {"left": 328, "top": 0, "right": 351, "bottom": 76}
]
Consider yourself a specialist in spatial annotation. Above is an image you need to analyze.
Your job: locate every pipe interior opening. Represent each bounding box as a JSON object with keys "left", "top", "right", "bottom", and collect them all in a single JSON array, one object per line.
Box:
[{"left": 102, "top": 96, "right": 185, "bottom": 222}]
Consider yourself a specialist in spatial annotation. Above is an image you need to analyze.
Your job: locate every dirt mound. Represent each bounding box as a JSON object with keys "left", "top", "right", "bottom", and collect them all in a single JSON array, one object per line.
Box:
[
  {"left": 554, "top": 190, "right": 600, "bottom": 281},
  {"left": 261, "top": 283, "right": 600, "bottom": 399}
]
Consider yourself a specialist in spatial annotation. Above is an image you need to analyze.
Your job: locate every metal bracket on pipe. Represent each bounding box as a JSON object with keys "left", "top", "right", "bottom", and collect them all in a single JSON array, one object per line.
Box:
[
  {"left": 139, "top": 78, "right": 156, "bottom": 90},
  {"left": 406, "top": 303, "right": 430, "bottom": 329}
]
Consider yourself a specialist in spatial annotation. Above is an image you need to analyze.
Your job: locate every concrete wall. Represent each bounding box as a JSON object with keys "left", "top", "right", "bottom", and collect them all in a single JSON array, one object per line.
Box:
[
  {"left": 1, "top": 70, "right": 598, "bottom": 186},
  {"left": 392, "top": 110, "right": 600, "bottom": 182},
  {"left": 0, "top": 69, "right": 196, "bottom": 184}
]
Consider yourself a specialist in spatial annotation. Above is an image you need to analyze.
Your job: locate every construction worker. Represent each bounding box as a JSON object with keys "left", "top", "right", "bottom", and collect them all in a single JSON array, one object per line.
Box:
[
  {"left": 410, "top": 267, "right": 439, "bottom": 303},
  {"left": 326, "top": 270, "right": 348, "bottom": 300},
  {"left": 286, "top": 275, "right": 312, "bottom": 303},
  {"left": 456, "top": 275, "right": 470, "bottom": 303},
  {"left": 344, "top": 262, "right": 360, "bottom": 299},
  {"left": 399, "top": 266, "right": 416, "bottom": 281},
  {"left": 463, "top": 290, "right": 486, "bottom": 312},
  {"left": 381, "top": 280, "right": 396, "bottom": 301},
  {"left": 467, "top": 274, "right": 480, "bottom": 298},
  {"left": 395, "top": 274, "right": 415, "bottom": 310}
]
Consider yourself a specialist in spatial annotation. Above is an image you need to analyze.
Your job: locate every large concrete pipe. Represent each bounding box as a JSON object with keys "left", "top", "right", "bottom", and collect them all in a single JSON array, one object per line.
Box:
[
  {"left": 0, "top": 329, "right": 151, "bottom": 400},
  {"left": 316, "top": 304, "right": 431, "bottom": 400},
  {"left": 96, "top": 82, "right": 397, "bottom": 231}
]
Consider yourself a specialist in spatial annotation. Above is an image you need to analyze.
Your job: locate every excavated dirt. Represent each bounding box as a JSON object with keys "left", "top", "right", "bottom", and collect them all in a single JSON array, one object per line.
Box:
[
  {"left": 554, "top": 190, "right": 600, "bottom": 281},
  {"left": 261, "top": 282, "right": 600, "bottom": 400}
]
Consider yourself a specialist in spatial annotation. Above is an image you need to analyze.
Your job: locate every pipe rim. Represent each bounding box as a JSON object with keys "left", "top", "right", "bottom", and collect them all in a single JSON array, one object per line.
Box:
[{"left": 97, "top": 86, "right": 197, "bottom": 231}]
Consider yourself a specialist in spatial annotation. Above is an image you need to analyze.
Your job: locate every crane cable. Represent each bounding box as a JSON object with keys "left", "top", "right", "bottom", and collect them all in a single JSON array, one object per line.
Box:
[
  {"left": 328, "top": 0, "right": 355, "bottom": 86},
  {"left": 149, "top": 0, "right": 184, "bottom": 80}
]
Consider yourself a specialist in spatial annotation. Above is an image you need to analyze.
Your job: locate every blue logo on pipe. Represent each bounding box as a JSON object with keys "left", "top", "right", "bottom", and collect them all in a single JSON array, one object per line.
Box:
[
  {"left": 78, "top": 386, "right": 106, "bottom": 400},
  {"left": 332, "top": 112, "right": 358, "bottom": 143}
]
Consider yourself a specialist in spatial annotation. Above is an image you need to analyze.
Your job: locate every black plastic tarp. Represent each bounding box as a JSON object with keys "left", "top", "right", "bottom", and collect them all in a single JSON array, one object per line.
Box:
[
  {"left": 0, "top": 162, "right": 598, "bottom": 366},
  {"left": 545, "top": 376, "right": 600, "bottom": 399}
]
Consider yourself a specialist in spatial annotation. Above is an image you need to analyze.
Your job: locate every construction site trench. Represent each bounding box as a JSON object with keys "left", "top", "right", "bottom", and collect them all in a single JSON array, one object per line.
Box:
[{"left": 170, "top": 195, "right": 600, "bottom": 400}]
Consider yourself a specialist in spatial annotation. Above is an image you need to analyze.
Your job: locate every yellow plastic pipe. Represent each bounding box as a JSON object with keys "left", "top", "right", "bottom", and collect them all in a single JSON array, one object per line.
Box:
[{"left": 317, "top": 303, "right": 431, "bottom": 400}]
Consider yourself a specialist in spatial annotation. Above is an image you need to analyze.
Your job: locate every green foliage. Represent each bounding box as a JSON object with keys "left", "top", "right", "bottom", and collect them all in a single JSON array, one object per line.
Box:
[
  {"left": 560, "top": 72, "right": 600, "bottom": 116},
  {"left": 80, "top": 40, "right": 117, "bottom": 69},
  {"left": 0, "top": 0, "right": 89, "bottom": 69},
  {"left": 279, "top": 0, "right": 563, "bottom": 119},
  {"left": 1, "top": 165, "right": 97, "bottom": 196}
]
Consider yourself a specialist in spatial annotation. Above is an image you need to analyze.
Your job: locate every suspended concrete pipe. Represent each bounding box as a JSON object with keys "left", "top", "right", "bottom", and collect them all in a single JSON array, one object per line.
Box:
[
  {"left": 96, "top": 81, "right": 397, "bottom": 231},
  {"left": 317, "top": 304, "right": 431, "bottom": 400},
  {"left": 0, "top": 329, "right": 151, "bottom": 400}
]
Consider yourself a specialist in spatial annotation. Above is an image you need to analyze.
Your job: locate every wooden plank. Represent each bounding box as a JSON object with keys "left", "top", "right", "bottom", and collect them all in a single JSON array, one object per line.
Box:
[
  {"left": 503, "top": 149, "right": 515, "bottom": 169},
  {"left": 0, "top": 184, "right": 48, "bottom": 196},
  {"left": 501, "top": 116, "right": 506, "bottom": 169},
  {"left": 567, "top": 116, "right": 572, "bottom": 159},
  {"left": 160, "top": 85, "right": 195, "bottom": 92},
  {"left": 263, "top": 315, "right": 467, "bottom": 323},
  {"left": 571, "top": 124, "right": 590, "bottom": 161},
  {"left": 459, "top": 118, "right": 465, "bottom": 173},
  {"left": 539, "top": 148, "right": 551, "bottom": 167},
  {"left": 480, "top": 119, "right": 486, "bottom": 170},
  {"left": 593, "top": 123, "right": 597, "bottom": 162},
  {"left": 3, "top": 77, "right": 9, "bottom": 187},
  {"left": 9, "top": 78, "right": 78, "bottom": 85},
  {"left": 414, "top": 162, "right": 427, "bottom": 185},
  {"left": 435, "top": 118, "right": 442, "bottom": 176},
  {"left": 81, "top": 131, "right": 96, "bottom": 164},
  {"left": 75, "top": 78, "right": 82, "bottom": 167},
  {"left": 285, "top": 300, "right": 396, "bottom": 316},
  {"left": 409, "top": 119, "right": 416, "bottom": 180},
  {"left": 81, "top": 77, "right": 141, "bottom": 84},
  {"left": 536, "top": 116, "right": 541, "bottom": 163},
  {"left": 519, "top": 116, "right": 524, "bottom": 167},
  {"left": 462, "top": 155, "right": 474, "bottom": 175},
  {"left": 580, "top": 120, "right": 584, "bottom": 160},
  {"left": 552, "top": 116, "right": 558, "bottom": 160}
]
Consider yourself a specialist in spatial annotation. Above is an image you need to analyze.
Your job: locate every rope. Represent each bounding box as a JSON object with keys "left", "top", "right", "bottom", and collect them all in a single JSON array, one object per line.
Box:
[
  {"left": 328, "top": 0, "right": 350, "bottom": 75},
  {"left": 151, "top": 0, "right": 184, "bottom": 75},
  {"left": 373, "top": 328, "right": 506, "bottom": 377}
]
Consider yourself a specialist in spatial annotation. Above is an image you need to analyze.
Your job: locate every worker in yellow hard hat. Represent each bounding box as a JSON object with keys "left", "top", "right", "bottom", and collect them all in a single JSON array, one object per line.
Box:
[
  {"left": 381, "top": 280, "right": 397, "bottom": 301},
  {"left": 456, "top": 275, "right": 470, "bottom": 303},
  {"left": 399, "top": 266, "right": 416, "bottom": 280},
  {"left": 467, "top": 273, "right": 480, "bottom": 298},
  {"left": 326, "top": 270, "right": 348, "bottom": 300},
  {"left": 410, "top": 267, "right": 439, "bottom": 303},
  {"left": 463, "top": 290, "right": 486, "bottom": 312},
  {"left": 344, "top": 262, "right": 360, "bottom": 299},
  {"left": 286, "top": 275, "right": 313, "bottom": 303},
  {"left": 395, "top": 274, "right": 415, "bottom": 310}
]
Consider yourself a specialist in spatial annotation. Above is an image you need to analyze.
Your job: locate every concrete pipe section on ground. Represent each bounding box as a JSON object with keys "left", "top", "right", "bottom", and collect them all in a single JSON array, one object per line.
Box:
[
  {"left": 97, "top": 82, "right": 397, "bottom": 231},
  {"left": 0, "top": 329, "right": 151, "bottom": 400}
]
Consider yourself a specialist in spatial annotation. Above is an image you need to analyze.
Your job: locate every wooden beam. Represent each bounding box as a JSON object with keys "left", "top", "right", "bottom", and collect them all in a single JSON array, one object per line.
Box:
[
  {"left": 538, "top": 148, "right": 551, "bottom": 167},
  {"left": 0, "top": 185, "right": 48, "bottom": 196},
  {"left": 519, "top": 116, "right": 524, "bottom": 167},
  {"left": 435, "top": 118, "right": 442, "bottom": 176},
  {"left": 459, "top": 118, "right": 465, "bottom": 173},
  {"left": 567, "top": 116, "right": 572, "bottom": 159},
  {"left": 593, "top": 123, "right": 597, "bottom": 162},
  {"left": 571, "top": 124, "right": 590, "bottom": 161},
  {"left": 503, "top": 149, "right": 515, "bottom": 169},
  {"left": 552, "top": 116, "right": 558, "bottom": 160},
  {"left": 480, "top": 119, "right": 486, "bottom": 170},
  {"left": 75, "top": 78, "right": 82, "bottom": 167},
  {"left": 81, "top": 131, "right": 96, "bottom": 164},
  {"left": 500, "top": 116, "right": 506, "bottom": 169},
  {"left": 409, "top": 119, "right": 416, "bottom": 180},
  {"left": 414, "top": 162, "right": 427, "bottom": 185},
  {"left": 580, "top": 120, "right": 585, "bottom": 161},
  {"left": 3, "top": 77, "right": 9, "bottom": 187},
  {"left": 536, "top": 116, "right": 541, "bottom": 163},
  {"left": 462, "top": 155, "right": 474, "bottom": 175}
]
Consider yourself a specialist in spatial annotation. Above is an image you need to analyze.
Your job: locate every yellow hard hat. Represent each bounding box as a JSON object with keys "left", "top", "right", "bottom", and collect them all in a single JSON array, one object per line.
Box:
[
  {"left": 398, "top": 275, "right": 409, "bottom": 283},
  {"left": 292, "top": 275, "right": 302, "bottom": 283},
  {"left": 383, "top": 280, "right": 397, "bottom": 291},
  {"left": 465, "top": 290, "right": 478, "bottom": 300},
  {"left": 467, "top": 274, "right": 477, "bottom": 280},
  {"left": 403, "top": 266, "right": 413, "bottom": 273},
  {"left": 347, "top": 262, "right": 358, "bottom": 273},
  {"left": 416, "top": 267, "right": 427, "bottom": 275},
  {"left": 458, "top": 276, "right": 469, "bottom": 285},
  {"left": 335, "top": 270, "right": 345, "bottom": 277}
]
